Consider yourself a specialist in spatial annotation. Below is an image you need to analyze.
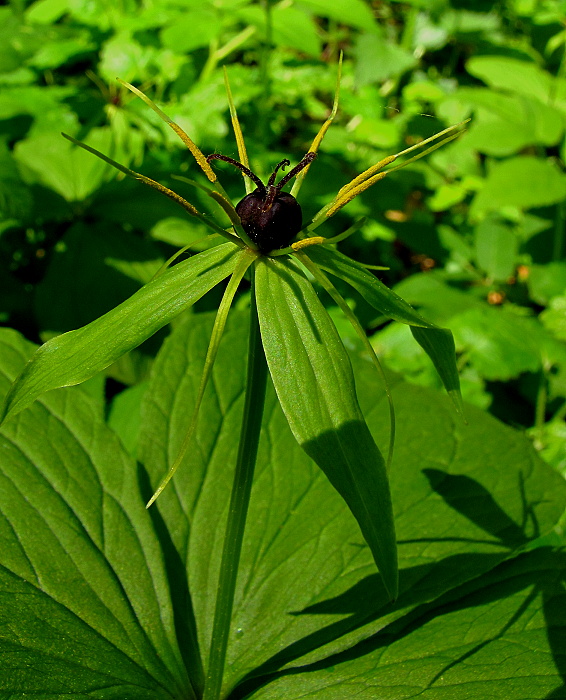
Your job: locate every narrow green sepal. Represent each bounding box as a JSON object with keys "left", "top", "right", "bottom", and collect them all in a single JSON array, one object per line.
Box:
[{"left": 307, "top": 246, "right": 464, "bottom": 415}]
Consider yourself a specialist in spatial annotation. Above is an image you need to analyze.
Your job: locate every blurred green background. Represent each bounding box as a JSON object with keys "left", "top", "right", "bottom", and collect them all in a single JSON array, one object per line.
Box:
[{"left": 1, "top": 0, "right": 565, "bottom": 475}]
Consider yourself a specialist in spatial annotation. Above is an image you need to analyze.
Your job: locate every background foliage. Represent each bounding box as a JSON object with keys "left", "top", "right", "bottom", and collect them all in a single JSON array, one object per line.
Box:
[
  {"left": 2, "top": 0, "right": 566, "bottom": 474},
  {"left": 1, "top": 0, "right": 566, "bottom": 697}
]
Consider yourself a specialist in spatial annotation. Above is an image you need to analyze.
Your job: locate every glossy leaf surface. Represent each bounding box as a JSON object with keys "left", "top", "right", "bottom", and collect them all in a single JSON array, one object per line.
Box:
[
  {"left": 1, "top": 317, "right": 565, "bottom": 697},
  {"left": 250, "top": 547, "right": 566, "bottom": 699}
]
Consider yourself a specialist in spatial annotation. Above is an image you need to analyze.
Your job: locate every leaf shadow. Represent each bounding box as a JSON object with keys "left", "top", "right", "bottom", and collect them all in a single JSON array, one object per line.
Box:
[
  {"left": 229, "top": 551, "right": 506, "bottom": 699},
  {"left": 229, "top": 468, "right": 555, "bottom": 699},
  {"left": 417, "top": 547, "right": 566, "bottom": 697},
  {"left": 137, "top": 462, "right": 204, "bottom": 695},
  {"left": 543, "top": 568, "right": 566, "bottom": 698},
  {"left": 422, "top": 468, "right": 537, "bottom": 547},
  {"left": 232, "top": 548, "right": 566, "bottom": 699}
]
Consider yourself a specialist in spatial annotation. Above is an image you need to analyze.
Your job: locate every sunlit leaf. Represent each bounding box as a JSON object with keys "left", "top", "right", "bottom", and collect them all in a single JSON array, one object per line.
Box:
[
  {"left": 1, "top": 243, "right": 239, "bottom": 423},
  {"left": 255, "top": 255, "right": 398, "bottom": 600},
  {"left": 0, "top": 329, "right": 193, "bottom": 698},
  {"left": 307, "top": 246, "right": 462, "bottom": 412}
]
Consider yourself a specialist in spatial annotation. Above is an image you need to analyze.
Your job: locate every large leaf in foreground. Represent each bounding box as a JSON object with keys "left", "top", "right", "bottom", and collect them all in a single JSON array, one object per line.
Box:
[
  {"left": 3, "top": 314, "right": 562, "bottom": 697},
  {"left": 136, "top": 312, "right": 566, "bottom": 697},
  {"left": 1, "top": 242, "right": 239, "bottom": 422},
  {"left": 0, "top": 329, "right": 193, "bottom": 698},
  {"left": 255, "top": 255, "right": 398, "bottom": 600},
  {"left": 307, "top": 245, "right": 462, "bottom": 412},
  {"left": 251, "top": 547, "right": 566, "bottom": 699}
]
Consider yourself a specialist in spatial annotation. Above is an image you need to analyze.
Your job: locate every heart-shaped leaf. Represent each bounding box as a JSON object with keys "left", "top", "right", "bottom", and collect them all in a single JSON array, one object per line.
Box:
[{"left": 139, "top": 311, "right": 566, "bottom": 697}]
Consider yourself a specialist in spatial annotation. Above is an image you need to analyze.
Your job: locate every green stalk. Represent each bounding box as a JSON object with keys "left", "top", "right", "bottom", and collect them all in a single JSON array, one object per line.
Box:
[
  {"left": 533, "top": 368, "right": 548, "bottom": 451},
  {"left": 553, "top": 200, "right": 565, "bottom": 261},
  {"left": 257, "top": 0, "right": 273, "bottom": 143},
  {"left": 202, "top": 266, "right": 268, "bottom": 700}
]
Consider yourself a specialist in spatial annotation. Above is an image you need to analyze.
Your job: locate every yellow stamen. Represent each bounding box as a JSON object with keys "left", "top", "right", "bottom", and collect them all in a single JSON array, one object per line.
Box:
[
  {"left": 117, "top": 79, "right": 217, "bottom": 183},
  {"left": 290, "top": 52, "right": 343, "bottom": 198},
  {"left": 136, "top": 174, "right": 201, "bottom": 216},
  {"left": 291, "top": 236, "right": 325, "bottom": 250},
  {"left": 326, "top": 171, "right": 388, "bottom": 218},
  {"left": 336, "top": 155, "right": 396, "bottom": 200}
]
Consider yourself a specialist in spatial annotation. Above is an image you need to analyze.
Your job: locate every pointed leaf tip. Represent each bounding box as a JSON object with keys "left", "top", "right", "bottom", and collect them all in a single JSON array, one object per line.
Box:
[
  {"left": 255, "top": 257, "right": 398, "bottom": 598},
  {"left": 1, "top": 244, "right": 240, "bottom": 423}
]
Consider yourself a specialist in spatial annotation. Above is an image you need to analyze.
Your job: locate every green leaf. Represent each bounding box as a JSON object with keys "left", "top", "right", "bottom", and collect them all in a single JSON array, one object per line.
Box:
[
  {"left": 14, "top": 128, "right": 113, "bottom": 200},
  {"left": 355, "top": 32, "right": 417, "bottom": 85},
  {"left": 470, "top": 156, "right": 566, "bottom": 219},
  {"left": 1, "top": 242, "right": 239, "bottom": 423},
  {"left": 528, "top": 262, "right": 566, "bottom": 305},
  {"left": 474, "top": 216, "right": 518, "bottom": 281},
  {"left": 296, "top": 0, "right": 376, "bottom": 30},
  {"left": 107, "top": 381, "right": 148, "bottom": 459},
  {"left": 151, "top": 216, "right": 211, "bottom": 248},
  {"left": 466, "top": 56, "right": 555, "bottom": 103},
  {"left": 540, "top": 294, "right": 566, "bottom": 342},
  {"left": 138, "top": 311, "right": 566, "bottom": 695},
  {"left": 427, "top": 181, "right": 468, "bottom": 211},
  {"left": 307, "top": 247, "right": 435, "bottom": 328},
  {"left": 29, "top": 33, "right": 95, "bottom": 71},
  {"left": 36, "top": 221, "right": 164, "bottom": 334},
  {"left": 0, "top": 85, "right": 76, "bottom": 130},
  {"left": 0, "top": 329, "right": 192, "bottom": 698},
  {"left": 0, "top": 139, "right": 33, "bottom": 220},
  {"left": 307, "top": 246, "right": 462, "bottom": 411},
  {"left": 25, "top": 0, "right": 68, "bottom": 24},
  {"left": 450, "top": 307, "right": 542, "bottom": 381},
  {"left": 160, "top": 9, "right": 223, "bottom": 53},
  {"left": 249, "top": 547, "right": 566, "bottom": 699},
  {"left": 254, "top": 256, "right": 398, "bottom": 600},
  {"left": 410, "top": 325, "right": 464, "bottom": 416},
  {"left": 454, "top": 88, "right": 563, "bottom": 156},
  {"left": 237, "top": 5, "right": 321, "bottom": 56},
  {"left": 393, "top": 271, "right": 483, "bottom": 320}
]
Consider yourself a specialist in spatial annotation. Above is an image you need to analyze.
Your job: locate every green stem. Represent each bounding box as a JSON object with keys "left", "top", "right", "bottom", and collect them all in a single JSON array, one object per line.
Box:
[
  {"left": 553, "top": 200, "right": 565, "bottom": 261},
  {"left": 257, "top": 0, "right": 273, "bottom": 143},
  {"left": 534, "top": 368, "right": 548, "bottom": 450},
  {"left": 202, "top": 267, "right": 268, "bottom": 700}
]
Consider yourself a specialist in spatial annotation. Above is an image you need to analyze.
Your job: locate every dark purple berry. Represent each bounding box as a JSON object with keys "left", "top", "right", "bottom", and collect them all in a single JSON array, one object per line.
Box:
[{"left": 207, "top": 152, "right": 316, "bottom": 253}]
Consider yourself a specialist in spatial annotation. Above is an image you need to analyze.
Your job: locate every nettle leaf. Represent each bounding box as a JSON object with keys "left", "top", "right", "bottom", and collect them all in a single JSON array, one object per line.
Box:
[
  {"left": 296, "top": 0, "right": 376, "bottom": 30},
  {"left": 254, "top": 256, "right": 398, "bottom": 600},
  {"left": 453, "top": 88, "right": 563, "bottom": 156},
  {"left": 450, "top": 307, "right": 542, "bottom": 381},
  {"left": 474, "top": 216, "right": 518, "bottom": 281},
  {"left": 1, "top": 242, "right": 239, "bottom": 423},
  {"left": 0, "top": 329, "right": 192, "bottom": 698},
  {"left": 307, "top": 245, "right": 462, "bottom": 413},
  {"left": 466, "top": 56, "right": 554, "bottom": 103},
  {"left": 138, "top": 311, "right": 566, "bottom": 697}
]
